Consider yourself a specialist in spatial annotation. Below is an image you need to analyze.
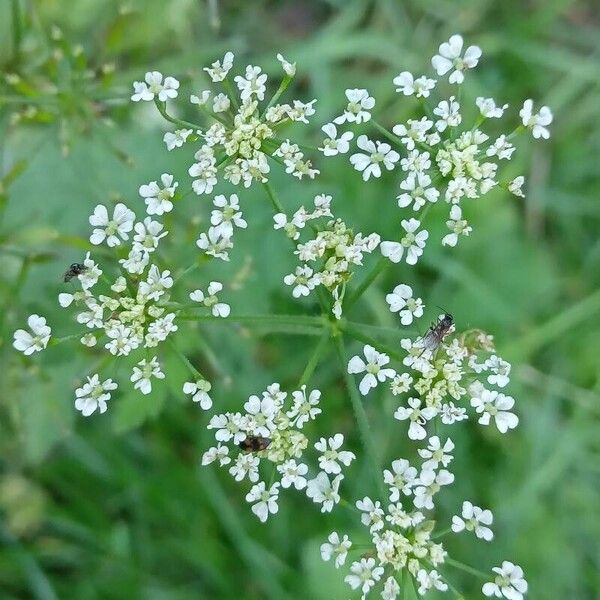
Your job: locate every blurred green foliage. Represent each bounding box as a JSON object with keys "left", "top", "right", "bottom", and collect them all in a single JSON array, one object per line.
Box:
[{"left": 1, "top": 0, "right": 599, "bottom": 598}]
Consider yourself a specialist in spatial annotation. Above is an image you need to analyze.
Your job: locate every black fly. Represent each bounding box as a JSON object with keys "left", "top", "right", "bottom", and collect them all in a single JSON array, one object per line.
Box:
[
  {"left": 63, "top": 262, "right": 87, "bottom": 282},
  {"left": 238, "top": 436, "right": 272, "bottom": 453},
  {"left": 421, "top": 312, "right": 454, "bottom": 354}
]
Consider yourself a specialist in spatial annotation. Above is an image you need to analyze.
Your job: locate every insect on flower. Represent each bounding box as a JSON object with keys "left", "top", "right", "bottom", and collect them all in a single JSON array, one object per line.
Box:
[
  {"left": 421, "top": 312, "right": 454, "bottom": 353},
  {"left": 63, "top": 262, "right": 87, "bottom": 282},
  {"left": 238, "top": 435, "right": 272, "bottom": 453}
]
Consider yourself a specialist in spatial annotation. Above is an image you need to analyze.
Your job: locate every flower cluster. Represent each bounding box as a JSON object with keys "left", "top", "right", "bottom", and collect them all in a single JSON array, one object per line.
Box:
[
  {"left": 349, "top": 318, "right": 518, "bottom": 439},
  {"left": 201, "top": 383, "right": 355, "bottom": 521},
  {"left": 12, "top": 35, "right": 545, "bottom": 600},
  {"left": 12, "top": 171, "right": 235, "bottom": 416},
  {"left": 277, "top": 194, "right": 380, "bottom": 318},
  {"left": 321, "top": 433, "right": 525, "bottom": 599},
  {"left": 131, "top": 53, "right": 318, "bottom": 199},
  {"left": 320, "top": 34, "right": 553, "bottom": 265}
]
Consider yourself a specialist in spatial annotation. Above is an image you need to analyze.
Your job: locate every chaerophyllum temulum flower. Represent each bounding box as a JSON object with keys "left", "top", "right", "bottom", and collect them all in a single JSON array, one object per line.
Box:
[
  {"left": 319, "top": 32, "right": 553, "bottom": 268},
  {"left": 11, "top": 36, "right": 551, "bottom": 598}
]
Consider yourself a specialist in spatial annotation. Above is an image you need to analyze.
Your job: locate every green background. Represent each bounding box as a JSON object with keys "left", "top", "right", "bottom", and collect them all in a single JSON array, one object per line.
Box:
[{"left": 1, "top": 0, "right": 599, "bottom": 598}]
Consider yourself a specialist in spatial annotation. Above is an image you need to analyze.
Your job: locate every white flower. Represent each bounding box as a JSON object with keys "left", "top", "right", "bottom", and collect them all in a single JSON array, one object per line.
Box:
[
  {"left": 347, "top": 345, "right": 396, "bottom": 396},
  {"left": 394, "top": 397, "right": 437, "bottom": 440},
  {"left": 190, "top": 281, "right": 230, "bottom": 317},
  {"left": 485, "top": 355, "right": 511, "bottom": 388},
  {"left": 433, "top": 96, "right": 462, "bottom": 131},
  {"left": 130, "top": 356, "right": 165, "bottom": 395},
  {"left": 234, "top": 65, "right": 268, "bottom": 102},
  {"left": 201, "top": 444, "right": 231, "bottom": 466},
  {"left": 119, "top": 248, "right": 149, "bottom": 275},
  {"left": 211, "top": 193, "right": 247, "bottom": 237},
  {"left": 315, "top": 433, "right": 355, "bottom": 474},
  {"left": 13, "top": 314, "right": 51, "bottom": 355},
  {"left": 413, "top": 468, "right": 454, "bottom": 510},
  {"left": 416, "top": 569, "right": 448, "bottom": 595},
  {"left": 356, "top": 496, "right": 385, "bottom": 533},
  {"left": 183, "top": 380, "right": 212, "bottom": 410},
  {"left": 334, "top": 88, "right": 375, "bottom": 125},
  {"left": 229, "top": 453, "right": 260, "bottom": 482},
  {"left": 245, "top": 482, "right": 280, "bottom": 523},
  {"left": 508, "top": 176, "right": 525, "bottom": 198},
  {"left": 74, "top": 374, "right": 117, "bottom": 416},
  {"left": 383, "top": 458, "right": 418, "bottom": 501},
  {"left": 390, "top": 373, "right": 413, "bottom": 396},
  {"left": 78, "top": 252, "right": 102, "bottom": 290},
  {"left": 520, "top": 99, "right": 553, "bottom": 139},
  {"left": 397, "top": 172, "right": 439, "bottom": 210},
  {"left": 208, "top": 413, "right": 246, "bottom": 445},
  {"left": 145, "top": 313, "right": 178, "bottom": 346},
  {"left": 441, "top": 401, "right": 468, "bottom": 424},
  {"left": 380, "top": 218, "right": 428, "bottom": 265},
  {"left": 212, "top": 93, "right": 230, "bottom": 113},
  {"left": 139, "top": 174, "right": 178, "bottom": 215},
  {"left": 138, "top": 265, "right": 173, "bottom": 301},
  {"left": 350, "top": 135, "right": 399, "bottom": 181},
  {"left": 204, "top": 51, "right": 234, "bottom": 82},
  {"left": 89, "top": 203, "right": 135, "bottom": 247},
  {"left": 385, "top": 284, "right": 424, "bottom": 325},
  {"left": 431, "top": 34, "right": 482, "bottom": 84},
  {"left": 483, "top": 561, "right": 528, "bottom": 600},
  {"left": 190, "top": 90, "right": 211, "bottom": 106},
  {"left": 382, "top": 576, "right": 401, "bottom": 600},
  {"left": 400, "top": 149, "right": 431, "bottom": 174},
  {"left": 276, "top": 53, "right": 296, "bottom": 77},
  {"left": 320, "top": 532, "right": 351, "bottom": 568},
  {"left": 132, "top": 217, "right": 168, "bottom": 253},
  {"left": 393, "top": 71, "right": 436, "bottom": 97},
  {"left": 487, "top": 135, "right": 515, "bottom": 160},
  {"left": 277, "top": 460, "right": 308, "bottom": 490},
  {"left": 287, "top": 99, "right": 317, "bottom": 123},
  {"left": 196, "top": 226, "right": 233, "bottom": 261},
  {"left": 287, "top": 386, "right": 322, "bottom": 427},
  {"left": 344, "top": 558, "right": 384, "bottom": 598},
  {"left": 470, "top": 388, "right": 519, "bottom": 433},
  {"left": 442, "top": 205, "right": 472, "bottom": 247},
  {"left": 476, "top": 97, "right": 508, "bottom": 118},
  {"left": 244, "top": 394, "right": 277, "bottom": 438},
  {"left": 318, "top": 123, "right": 354, "bottom": 156},
  {"left": 306, "top": 472, "right": 343, "bottom": 513},
  {"left": 418, "top": 436, "right": 454, "bottom": 470},
  {"left": 80, "top": 333, "right": 97, "bottom": 347},
  {"left": 284, "top": 265, "right": 319, "bottom": 298},
  {"left": 452, "top": 500, "right": 494, "bottom": 541},
  {"left": 131, "top": 71, "right": 179, "bottom": 102},
  {"left": 163, "top": 128, "right": 193, "bottom": 151}
]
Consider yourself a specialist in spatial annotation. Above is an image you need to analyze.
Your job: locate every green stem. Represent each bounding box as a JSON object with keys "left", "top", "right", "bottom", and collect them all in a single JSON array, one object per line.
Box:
[
  {"left": 445, "top": 557, "right": 489, "bottom": 580},
  {"left": 173, "top": 261, "right": 201, "bottom": 286},
  {"left": 221, "top": 77, "right": 239, "bottom": 110},
  {"left": 334, "top": 335, "right": 387, "bottom": 500},
  {"left": 262, "top": 75, "right": 293, "bottom": 117},
  {"left": 372, "top": 120, "right": 405, "bottom": 147},
  {"left": 169, "top": 339, "right": 206, "bottom": 380},
  {"left": 341, "top": 321, "right": 404, "bottom": 362},
  {"left": 262, "top": 181, "right": 285, "bottom": 213},
  {"left": 346, "top": 256, "right": 389, "bottom": 309},
  {"left": 11, "top": 0, "right": 22, "bottom": 64},
  {"left": 432, "top": 526, "right": 452, "bottom": 539},
  {"left": 153, "top": 99, "right": 203, "bottom": 131},
  {"left": 298, "top": 331, "right": 330, "bottom": 386}
]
